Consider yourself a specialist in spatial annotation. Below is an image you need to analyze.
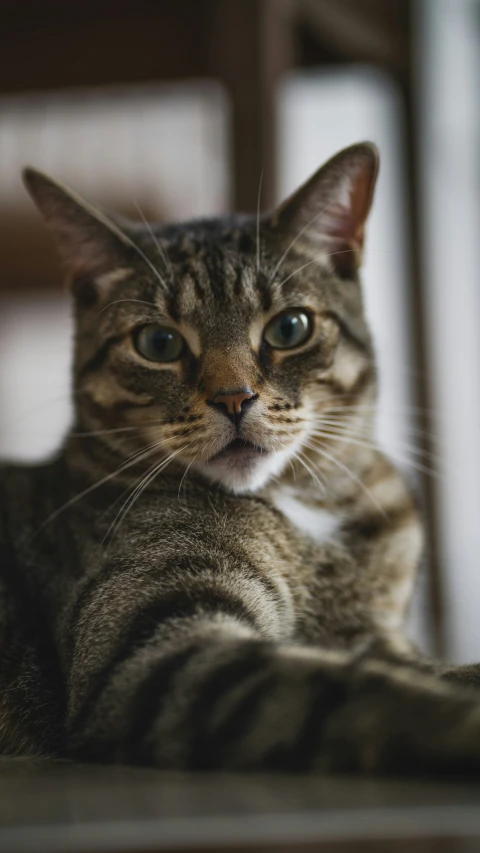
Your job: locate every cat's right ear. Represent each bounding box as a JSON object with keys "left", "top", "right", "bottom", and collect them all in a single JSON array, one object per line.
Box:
[
  {"left": 267, "top": 142, "right": 379, "bottom": 278},
  {"left": 22, "top": 168, "right": 132, "bottom": 306}
]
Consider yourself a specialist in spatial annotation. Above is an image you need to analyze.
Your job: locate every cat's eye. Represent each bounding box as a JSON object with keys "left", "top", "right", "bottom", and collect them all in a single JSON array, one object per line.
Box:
[
  {"left": 134, "top": 324, "right": 185, "bottom": 362},
  {"left": 263, "top": 310, "right": 312, "bottom": 350}
]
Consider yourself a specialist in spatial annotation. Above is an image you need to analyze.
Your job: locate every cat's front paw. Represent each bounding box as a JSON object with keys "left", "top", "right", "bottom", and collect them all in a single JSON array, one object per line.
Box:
[{"left": 442, "top": 663, "right": 480, "bottom": 691}]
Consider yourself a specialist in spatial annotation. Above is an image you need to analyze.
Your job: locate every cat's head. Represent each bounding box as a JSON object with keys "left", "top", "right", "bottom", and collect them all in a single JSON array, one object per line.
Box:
[{"left": 24, "top": 142, "right": 378, "bottom": 495}]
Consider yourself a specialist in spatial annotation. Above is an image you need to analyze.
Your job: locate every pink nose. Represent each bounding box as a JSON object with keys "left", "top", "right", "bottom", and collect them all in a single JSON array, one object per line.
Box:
[{"left": 212, "top": 389, "right": 255, "bottom": 416}]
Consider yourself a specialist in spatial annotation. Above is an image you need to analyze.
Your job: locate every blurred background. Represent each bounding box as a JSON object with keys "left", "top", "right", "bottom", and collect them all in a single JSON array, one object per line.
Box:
[{"left": 0, "top": 0, "right": 479, "bottom": 663}]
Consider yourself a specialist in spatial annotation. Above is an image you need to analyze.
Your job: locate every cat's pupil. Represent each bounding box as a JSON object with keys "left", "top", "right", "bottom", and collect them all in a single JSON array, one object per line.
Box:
[
  {"left": 152, "top": 330, "right": 170, "bottom": 353},
  {"left": 280, "top": 316, "right": 298, "bottom": 343}
]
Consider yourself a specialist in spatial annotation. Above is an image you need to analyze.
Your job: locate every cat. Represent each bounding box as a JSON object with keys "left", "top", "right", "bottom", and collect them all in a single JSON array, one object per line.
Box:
[{"left": 1, "top": 142, "right": 480, "bottom": 774}]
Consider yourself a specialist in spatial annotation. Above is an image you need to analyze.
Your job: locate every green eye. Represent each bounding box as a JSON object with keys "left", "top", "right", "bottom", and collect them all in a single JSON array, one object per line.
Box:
[
  {"left": 135, "top": 324, "right": 185, "bottom": 362},
  {"left": 263, "top": 310, "right": 312, "bottom": 350}
]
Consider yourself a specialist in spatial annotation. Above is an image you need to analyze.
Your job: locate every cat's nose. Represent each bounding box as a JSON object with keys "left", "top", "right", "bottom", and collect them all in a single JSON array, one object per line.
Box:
[{"left": 208, "top": 388, "right": 257, "bottom": 424}]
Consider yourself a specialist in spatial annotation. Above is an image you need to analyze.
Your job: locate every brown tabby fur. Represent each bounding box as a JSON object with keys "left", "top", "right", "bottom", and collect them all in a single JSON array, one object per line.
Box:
[{"left": 1, "top": 143, "right": 480, "bottom": 774}]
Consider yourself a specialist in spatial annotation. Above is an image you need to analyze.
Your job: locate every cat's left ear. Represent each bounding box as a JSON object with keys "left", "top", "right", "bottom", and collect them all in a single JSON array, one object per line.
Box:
[
  {"left": 268, "top": 142, "right": 379, "bottom": 277},
  {"left": 22, "top": 167, "right": 133, "bottom": 305}
]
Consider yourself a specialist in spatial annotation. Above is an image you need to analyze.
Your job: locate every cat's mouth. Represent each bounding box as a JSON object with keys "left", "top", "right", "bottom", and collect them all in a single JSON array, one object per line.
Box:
[
  {"left": 197, "top": 436, "right": 280, "bottom": 492},
  {"left": 210, "top": 438, "right": 267, "bottom": 463}
]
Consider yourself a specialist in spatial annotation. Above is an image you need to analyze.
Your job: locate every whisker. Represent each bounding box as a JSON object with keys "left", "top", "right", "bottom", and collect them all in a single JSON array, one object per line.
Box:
[
  {"left": 323, "top": 403, "right": 440, "bottom": 419},
  {"left": 323, "top": 413, "right": 443, "bottom": 440},
  {"left": 272, "top": 256, "right": 325, "bottom": 294},
  {"left": 104, "top": 445, "right": 189, "bottom": 546},
  {"left": 103, "top": 462, "right": 163, "bottom": 547},
  {"left": 96, "top": 441, "right": 186, "bottom": 534},
  {"left": 118, "top": 231, "right": 170, "bottom": 293},
  {"left": 58, "top": 184, "right": 171, "bottom": 294},
  {"left": 26, "top": 437, "right": 174, "bottom": 542},
  {"left": 317, "top": 412, "right": 444, "bottom": 448},
  {"left": 307, "top": 431, "right": 440, "bottom": 482},
  {"left": 134, "top": 201, "right": 175, "bottom": 289},
  {"left": 273, "top": 249, "right": 367, "bottom": 294},
  {"left": 71, "top": 421, "right": 166, "bottom": 438},
  {"left": 298, "top": 383, "right": 438, "bottom": 417},
  {"left": 104, "top": 450, "right": 180, "bottom": 545},
  {"left": 177, "top": 456, "right": 197, "bottom": 500},
  {"left": 294, "top": 449, "right": 327, "bottom": 494},
  {"left": 312, "top": 422, "right": 443, "bottom": 466},
  {"left": 304, "top": 439, "right": 388, "bottom": 518},
  {"left": 316, "top": 391, "right": 371, "bottom": 405},
  {"left": 256, "top": 168, "right": 263, "bottom": 277},
  {"left": 267, "top": 200, "right": 336, "bottom": 287},
  {"left": 98, "top": 298, "right": 158, "bottom": 316}
]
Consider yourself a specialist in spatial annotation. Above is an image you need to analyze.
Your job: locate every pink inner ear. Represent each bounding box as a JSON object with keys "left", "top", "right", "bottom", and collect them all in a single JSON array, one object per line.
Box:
[
  {"left": 323, "top": 167, "right": 374, "bottom": 255},
  {"left": 54, "top": 220, "right": 112, "bottom": 279}
]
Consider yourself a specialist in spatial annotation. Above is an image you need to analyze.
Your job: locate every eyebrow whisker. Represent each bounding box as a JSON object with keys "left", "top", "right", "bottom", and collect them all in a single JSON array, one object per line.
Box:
[
  {"left": 98, "top": 298, "right": 158, "bottom": 316},
  {"left": 134, "top": 200, "right": 176, "bottom": 291},
  {"left": 256, "top": 168, "right": 264, "bottom": 277}
]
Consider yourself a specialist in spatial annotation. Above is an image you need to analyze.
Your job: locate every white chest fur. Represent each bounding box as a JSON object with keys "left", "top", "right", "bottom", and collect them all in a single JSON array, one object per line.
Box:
[{"left": 272, "top": 488, "right": 341, "bottom": 543}]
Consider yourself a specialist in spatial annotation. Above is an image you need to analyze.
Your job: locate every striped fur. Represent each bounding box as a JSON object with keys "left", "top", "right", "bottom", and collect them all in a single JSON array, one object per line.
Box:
[{"left": 1, "top": 143, "right": 480, "bottom": 774}]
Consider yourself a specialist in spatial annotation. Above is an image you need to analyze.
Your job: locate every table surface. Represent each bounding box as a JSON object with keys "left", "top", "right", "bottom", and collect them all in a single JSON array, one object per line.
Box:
[{"left": 0, "top": 758, "right": 479, "bottom": 852}]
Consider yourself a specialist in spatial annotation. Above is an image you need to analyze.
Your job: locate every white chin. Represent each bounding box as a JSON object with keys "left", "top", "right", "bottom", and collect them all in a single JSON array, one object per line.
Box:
[{"left": 194, "top": 448, "right": 292, "bottom": 494}]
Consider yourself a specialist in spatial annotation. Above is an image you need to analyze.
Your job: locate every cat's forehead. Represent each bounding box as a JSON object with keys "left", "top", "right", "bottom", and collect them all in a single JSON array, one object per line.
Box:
[
  {"left": 145, "top": 216, "right": 272, "bottom": 325},
  {"left": 156, "top": 215, "right": 257, "bottom": 265},
  {"left": 158, "top": 214, "right": 257, "bottom": 253}
]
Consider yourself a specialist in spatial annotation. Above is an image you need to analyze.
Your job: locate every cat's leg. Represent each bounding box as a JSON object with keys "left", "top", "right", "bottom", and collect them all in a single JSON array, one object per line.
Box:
[
  {"left": 439, "top": 664, "right": 480, "bottom": 689},
  {"left": 349, "top": 631, "right": 480, "bottom": 693},
  {"left": 63, "top": 572, "right": 480, "bottom": 775},
  {"left": 384, "top": 648, "right": 480, "bottom": 692}
]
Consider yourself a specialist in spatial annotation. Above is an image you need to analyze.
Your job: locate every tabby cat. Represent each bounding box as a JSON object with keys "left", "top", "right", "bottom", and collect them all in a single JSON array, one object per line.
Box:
[{"left": 1, "top": 142, "right": 480, "bottom": 774}]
